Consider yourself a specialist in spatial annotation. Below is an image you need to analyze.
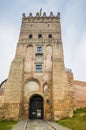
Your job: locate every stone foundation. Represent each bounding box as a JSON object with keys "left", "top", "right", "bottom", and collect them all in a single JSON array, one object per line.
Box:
[{"left": 0, "top": 103, "right": 21, "bottom": 120}]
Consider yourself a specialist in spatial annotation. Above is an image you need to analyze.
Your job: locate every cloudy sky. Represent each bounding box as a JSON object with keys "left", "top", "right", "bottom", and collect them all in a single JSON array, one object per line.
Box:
[{"left": 0, "top": 0, "right": 86, "bottom": 83}]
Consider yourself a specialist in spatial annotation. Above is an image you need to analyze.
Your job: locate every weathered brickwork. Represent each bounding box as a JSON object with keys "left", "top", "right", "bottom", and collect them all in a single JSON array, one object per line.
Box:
[
  {"left": 74, "top": 80, "right": 86, "bottom": 108},
  {"left": 1, "top": 12, "right": 85, "bottom": 121}
]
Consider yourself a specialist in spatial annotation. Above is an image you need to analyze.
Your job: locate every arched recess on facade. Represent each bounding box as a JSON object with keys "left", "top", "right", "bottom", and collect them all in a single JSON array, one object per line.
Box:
[
  {"left": 24, "top": 78, "right": 41, "bottom": 98},
  {"left": 45, "top": 45, "right": 52, "bottom": 72},
  {"left": 43, "top": 83, "right": 51, "bottom": 106},
  {"left": 25, "top": 78, "right": 40, "bottom": 86},
  {"left": 26, "top": 44, "right": 33, "bottom": 48},
  {"left": 29, "top": 94, "right": 44, "bottom": 119},
  {"left": 46, "top": 44, "right": 52, "bottom": 47},
  {"left": 24, "top": 44, "right": 34, "bottom": 73},
  {"left": 43, "top": 83, "right": 50, "bottom": 96},
  {"left": 0, "top": 79, "right": 7, "bottom": 88},
  {"left": 0, "top": 79, "right": 7, "bottom": 95}
]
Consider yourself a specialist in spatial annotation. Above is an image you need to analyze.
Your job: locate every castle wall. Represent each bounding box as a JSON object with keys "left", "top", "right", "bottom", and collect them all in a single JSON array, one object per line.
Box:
[
  {"left": 67, "top": 71, "right": 86, "bottom": 109},
  {"left": 0, "top": 58, "right": 24, "bottom": 120},
  {"left": 74, "top": 80, "right": 86, "bottom": 108}
]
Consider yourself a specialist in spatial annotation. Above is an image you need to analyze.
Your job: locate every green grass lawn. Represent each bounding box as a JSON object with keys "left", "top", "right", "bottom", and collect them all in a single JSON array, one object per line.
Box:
[
  {"left": 57, "top": 108, "right": 86, "bottom": 130},
  {"left": 0, "top": 120, "right": 17, "bottom": 130}
]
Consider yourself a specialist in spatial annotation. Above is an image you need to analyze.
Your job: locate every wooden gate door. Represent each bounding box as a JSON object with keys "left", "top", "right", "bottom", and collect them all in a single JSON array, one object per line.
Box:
[{"left": 29, "top": 95, "right": 43, "bottom": 119}]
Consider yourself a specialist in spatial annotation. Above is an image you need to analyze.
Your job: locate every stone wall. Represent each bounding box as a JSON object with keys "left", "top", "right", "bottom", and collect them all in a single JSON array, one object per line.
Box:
[
  {"left": 0, "top": 58, "right": 24, "bottom": 120},
  {"left": 67, "top": 71, "right": 86, "bottom": 109},
  {"left": 0, "top": 103, "right": 22, "bottom": 120},
  {"left": 74, "top": 80, "right": 86, "bottom": 108}
]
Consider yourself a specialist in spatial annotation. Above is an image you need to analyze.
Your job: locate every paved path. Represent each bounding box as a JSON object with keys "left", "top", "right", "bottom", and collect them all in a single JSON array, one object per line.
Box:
[
  {"left": 12, "top": 120, "right": 26, "bottom": 130},
  {"left": 12, "top": 120, "right": 71, "bottom": 130}
]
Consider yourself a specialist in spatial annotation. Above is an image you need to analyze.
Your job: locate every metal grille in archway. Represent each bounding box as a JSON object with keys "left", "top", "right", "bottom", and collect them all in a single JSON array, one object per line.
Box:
[{"left": 29, "top": 95, "right": 43, "bottom": 119}]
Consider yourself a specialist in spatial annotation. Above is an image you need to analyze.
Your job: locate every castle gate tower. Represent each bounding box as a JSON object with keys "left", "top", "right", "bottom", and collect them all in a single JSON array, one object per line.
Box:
[{"left": 0, "top": 12, "right": 73, "bottom": 121}]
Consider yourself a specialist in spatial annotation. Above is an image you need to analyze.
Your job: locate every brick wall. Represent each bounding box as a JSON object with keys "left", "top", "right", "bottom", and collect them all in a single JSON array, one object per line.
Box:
[{"left": 74, "top": 80, "right": 86, "bottom": 108}]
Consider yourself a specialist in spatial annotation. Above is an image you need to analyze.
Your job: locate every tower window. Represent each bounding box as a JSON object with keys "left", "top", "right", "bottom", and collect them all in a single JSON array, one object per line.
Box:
[
  {"left": 36, "top": 65, "right": 42, "bottom": 72},
  {"left": 37, "top": 47, "right": 42, "bottom": 53},
  {"left": 29, "top": 34, "right": 32, "bottom": 39},
  {"left": 48, "top": 34, "right": 52, "bottom": 38},
  {"left": 38, "top": 34, "right": 42, "bottom": 38}
]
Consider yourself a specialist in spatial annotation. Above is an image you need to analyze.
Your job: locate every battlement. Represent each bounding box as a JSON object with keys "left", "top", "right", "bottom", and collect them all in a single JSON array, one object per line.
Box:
[
  {"left": 19, "top": 11, "right": 61, "bottom": 44},
  {"left": 22, "top": 12, "right": 60, "bottom": 22}
]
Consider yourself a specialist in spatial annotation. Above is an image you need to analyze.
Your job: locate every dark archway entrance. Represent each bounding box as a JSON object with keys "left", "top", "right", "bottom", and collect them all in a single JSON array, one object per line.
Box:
[{"left": 29, "top": 95, "right": 43, "bottom": 119}]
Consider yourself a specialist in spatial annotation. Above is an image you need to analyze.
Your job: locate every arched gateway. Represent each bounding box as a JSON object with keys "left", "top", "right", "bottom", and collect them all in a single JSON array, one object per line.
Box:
[{"left": 29, "top": 95, "right": 43, "bottom": 119}]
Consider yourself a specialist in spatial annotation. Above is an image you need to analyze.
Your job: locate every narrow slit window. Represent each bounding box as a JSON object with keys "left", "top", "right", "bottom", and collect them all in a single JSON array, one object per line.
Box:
[
  {"left": 38, "top": 34, "right": 42, "bottom": 38},
  {"left": 29, "top": 34, "right": 32, "bottom": 39},
  {"left": 48, "top": 34, "right": 52, "bottom": 38}
]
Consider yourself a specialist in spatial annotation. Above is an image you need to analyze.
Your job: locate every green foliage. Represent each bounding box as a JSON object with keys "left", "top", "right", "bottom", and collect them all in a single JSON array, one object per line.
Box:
[
  {"left": 57, "top": 108, "right": 86, "bottom": 130},
  {"left": 0, "top": 120, "right": 17, "bottom": 130}
]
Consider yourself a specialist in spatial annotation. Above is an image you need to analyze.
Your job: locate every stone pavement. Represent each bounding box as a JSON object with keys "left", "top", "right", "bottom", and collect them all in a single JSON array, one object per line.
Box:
[
  {"left": 12, "top": 120, "right": 71, "bottom": 130},
  {"left": 12, "top": 120, "right": 26, "bottom": 130}
]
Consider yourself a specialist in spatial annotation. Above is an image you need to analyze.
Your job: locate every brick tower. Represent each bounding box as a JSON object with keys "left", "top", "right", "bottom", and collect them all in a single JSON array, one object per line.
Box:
[{"left": 0, "top": 12, "right": 73, "bottom": 120}]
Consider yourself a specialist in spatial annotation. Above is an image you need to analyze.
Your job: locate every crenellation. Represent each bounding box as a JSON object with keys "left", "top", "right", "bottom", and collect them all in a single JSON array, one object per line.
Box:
[
  {"left": 50, "top": 11, "right": 54, "bottom": 17},
  {"left": 28, "top": 12, "right": 33, "bottom": 17},
  {"left": 22, "top": 12, "right": 60, "bottom": 22},
  {"left": 22, "top": 11, "right": 60, "bottom": 19},
  {"left": 57, "top": 12, "right": 60, "bottom": 17},
  {"left": 22, "top": 13, "right": 26, "bottom": 18},
  {"left": 36, "top": 12, "right": 40, "bottom": 17},
  {"left": 43, "top": 12, "right": 47, "bottom": 17}
]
